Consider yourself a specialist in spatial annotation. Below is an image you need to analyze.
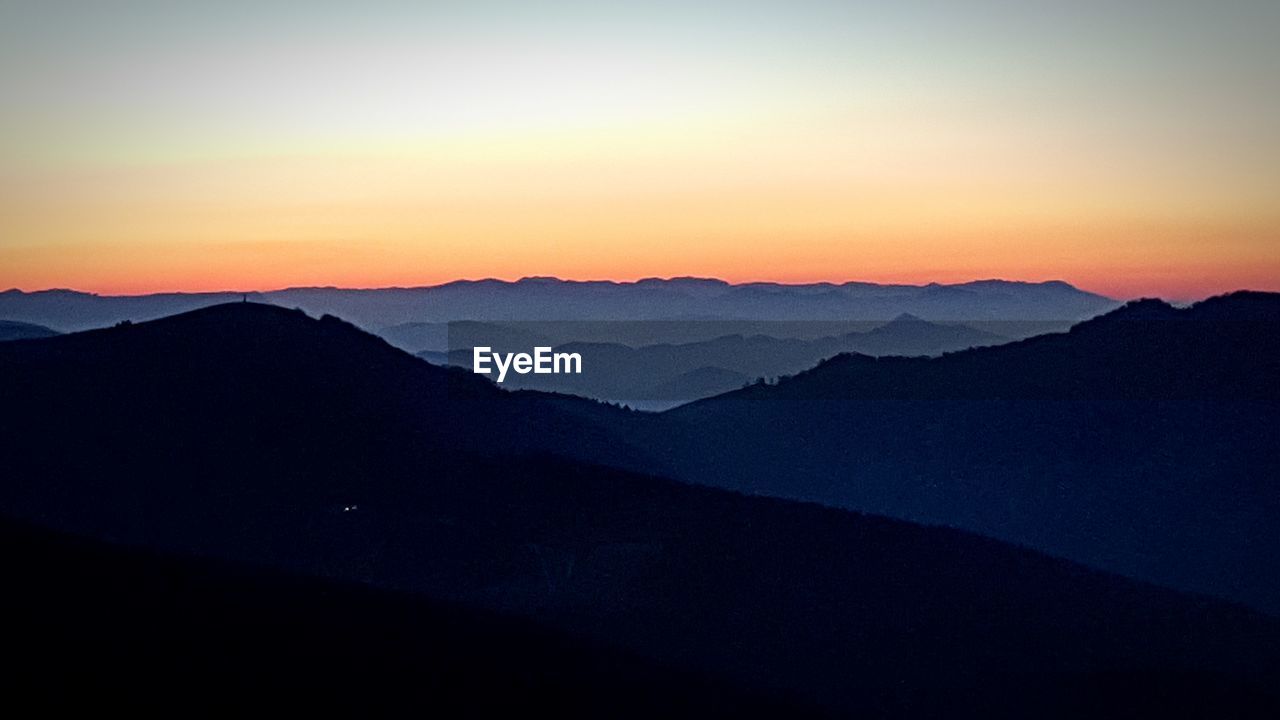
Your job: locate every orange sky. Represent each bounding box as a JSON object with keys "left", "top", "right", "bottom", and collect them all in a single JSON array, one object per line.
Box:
[
  {"left": 2, "top": 3, "right": 1278, "bottom": 301},
  {"left": 3, "top": 143, "right": 1275, "bottom": 300}
]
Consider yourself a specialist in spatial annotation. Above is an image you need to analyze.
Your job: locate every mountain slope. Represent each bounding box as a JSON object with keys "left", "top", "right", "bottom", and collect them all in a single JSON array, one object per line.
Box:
[
  {"left": 0, "top": 302, "right": 1277, "bottom": 715},
  {"left": 0, "top": 319, "right": 60, "bottom": 341},
  {"left": 656, "top": 292, "right": 1280, "bottom": 612},
  {"left": 430, "top": 315, "right": 1008, "bottom": 406},
  {"left": 0, "top": 516, "right": 799, "bottom": 716},
  {"left": 0, "top": 278, "right": 1117, "bottom": 331},
  {"left": 839, "top": 312, "right": 1006, "bottom": 356}
]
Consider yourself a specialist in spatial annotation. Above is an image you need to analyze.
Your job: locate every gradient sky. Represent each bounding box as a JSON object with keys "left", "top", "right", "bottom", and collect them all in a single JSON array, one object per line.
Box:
[{"left": 2, "top": 1, "right": 1278, "bottom": 299}]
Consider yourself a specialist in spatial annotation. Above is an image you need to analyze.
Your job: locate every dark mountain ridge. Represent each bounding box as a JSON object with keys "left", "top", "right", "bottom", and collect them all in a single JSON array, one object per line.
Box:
[
  {"left": 654, "top": 292, "right": 1280, "bottom": 611},
  {"left": 0, "top": 319, "right": 60, "bottom": 341},
  {"left": 1, "top": 515, "right": 798, "bottom": 716},
  {"left": 417, "top": 314, "right": 1009, "bottom": 407},
  {"left": 1, "top": 301, "right": 1277, "bottom": 715},
  {"left": 0, "top": 277, "right": 1117, "bottom": 331},
  {"left": 679, "top": 292, "right": 1278, "bottom": 402}
]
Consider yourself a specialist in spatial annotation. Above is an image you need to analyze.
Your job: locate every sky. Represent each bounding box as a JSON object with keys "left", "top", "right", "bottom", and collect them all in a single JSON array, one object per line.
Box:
[{"left": 1, "top": 1, "right": 1278, "bottom": 300}]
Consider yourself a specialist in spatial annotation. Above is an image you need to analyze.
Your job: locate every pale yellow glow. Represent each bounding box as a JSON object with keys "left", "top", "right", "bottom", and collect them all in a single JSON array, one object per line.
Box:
[{"left": 2, "top": 3, "right": 1279, "bottom": 299}]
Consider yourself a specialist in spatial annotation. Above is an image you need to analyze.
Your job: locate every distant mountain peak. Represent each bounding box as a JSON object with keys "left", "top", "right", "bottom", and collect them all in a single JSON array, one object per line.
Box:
[
  {"left": 1117, "top": 297, "right": 1176, "bottom": 313},
  {"left": 1188, "top": 290, "right": 1280, "bottom": 321},
  {"left": 0, "top": 319, "right": 61, "bottom": 341},
  {"left": 888, "top": 312, "right": 927, "bottom": 324},
  {"left": 0, "top": 277, "right": 1125, "bottom": 330},
  {"left": 1072, "top": 290, "right": 1280, "bottom": 327},
  {"left": 1068, "top": 298, "right": 1180, "bottom": 333}
]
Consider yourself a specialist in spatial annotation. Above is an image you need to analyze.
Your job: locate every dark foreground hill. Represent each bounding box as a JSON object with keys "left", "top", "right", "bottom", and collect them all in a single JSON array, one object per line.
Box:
[
  {"left": 2, "top": 302, "right": 1279, "bottom": 715},
  {"left": 657, "top": 292, "right": 1280, "bottom": 612},
  {"left": 0, "top": 516, "right": 801, "bottom": 717}
]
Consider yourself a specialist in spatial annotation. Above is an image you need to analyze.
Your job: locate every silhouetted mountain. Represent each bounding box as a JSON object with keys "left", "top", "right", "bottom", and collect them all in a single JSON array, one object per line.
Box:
[
  {"left": 0, "top": 288, "right": 258, "bottom": 331},
  {"left": 395, "top": 317, "right": 1025, "bottom": 354},
  {"left": 654, "top": 292, "right": 1280, "bottom": 612},
  {"left": 0, "top": 278, "right": 1117, "bottom": 332},
  {"left": 1, "top": 302, "right": 1278, "bottom": 716},
  {"left": 0, "top": 280, "right": 1102, "bottom": 409},
  {"left": 378, "top": 319, "right": 450, "bottom": 352},
  {"left": 0, "top": 319, "right": 60, "bottom": 341},
  {"left": 424, "top": 316, "right": 1007, "bottom": 406},
  {"left": 416, "top": 349, "right": 450, "bottom": 366},
  {"left": 387, "top": 320, "right": 556, "bottom": 355},
  {"left": 840, "top": 312, "right": 1006, "bottom": 356},
  {"left": 645, "top": 366, "right": 750, "bottom": 407},
  {"left": 0, "top": 516, "right": 798, "bottom": 717}
]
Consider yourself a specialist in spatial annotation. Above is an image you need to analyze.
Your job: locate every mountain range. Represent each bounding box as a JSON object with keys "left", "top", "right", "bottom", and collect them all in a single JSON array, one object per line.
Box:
[
  {"left": 424, "top": 313, "right": 1010, "bottom": 408},
  {"left": 641, "top": 292, "right": 1280, "bottom": 611},
  {"left": 0, "top": 277, "right": 1117, "bottom": 332},
  {"left": 0, "top": 279, "right": 1116, "bottom": 408},
  {"left": 1, "top": 297, "right": 1277, "bottom": 714},
  {"left": 2, "top": 515, "right": 798, "bottom": 716},
  {"left": 0, "top": 319, "right": 59, "bottom": 342}
]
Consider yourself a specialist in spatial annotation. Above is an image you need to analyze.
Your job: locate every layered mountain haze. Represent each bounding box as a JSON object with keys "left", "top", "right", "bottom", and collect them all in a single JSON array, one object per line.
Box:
[
  {"left": 0, "top": 320, "right": 60, "bottom": 342},
  {"left": 2, "top": 301, "right": 1278, "bottom": 714},
  {"left": 7, "top": 0, "right": 1279, "bottom": 711},
  {"left": 0, "top": 278, "right": 1114, "bottom": 408},
  {"left": 0, "top": 278, "right": 1117, "bottom": 332},
  {"left": 652, "top": 292, "right": 1280, "bottom": 612},
  {"left": 426, "top": 314, "right": 1010, "bottom": 408}
]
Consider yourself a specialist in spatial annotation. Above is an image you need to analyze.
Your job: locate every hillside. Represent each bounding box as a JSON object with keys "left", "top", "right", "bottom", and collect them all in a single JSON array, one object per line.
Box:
[
  {"left": 0, "top": 516, "right": 798, "bottom": 716},
  {"left": 657, "top": 292, "right": 1280, "bottom": 611},
  {"left": 1, "top": 302, "right": 1277, "bottom": 715},
  {"left": 0, "top": 278, "right": 1117, "bottom": 331},
  {"left": 0, "top": 319, "right": 60, "bottom": 341},
  {"left": 421, "top": 314, "right": 1008, "bottom": 406}
]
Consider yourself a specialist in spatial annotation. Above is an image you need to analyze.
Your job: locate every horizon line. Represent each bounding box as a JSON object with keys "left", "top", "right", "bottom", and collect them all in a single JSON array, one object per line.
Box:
[{"left": 3, "top": 275, "right": 1130, "bottom": 299}]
